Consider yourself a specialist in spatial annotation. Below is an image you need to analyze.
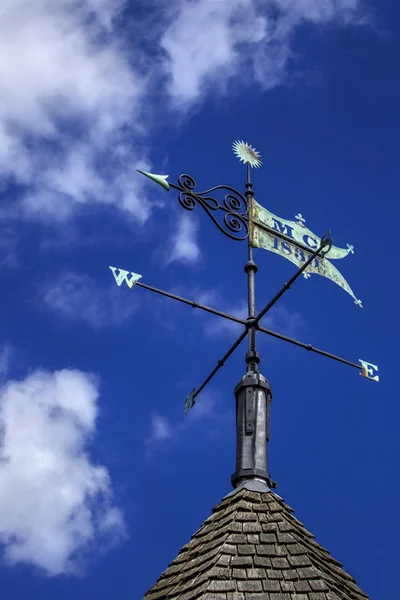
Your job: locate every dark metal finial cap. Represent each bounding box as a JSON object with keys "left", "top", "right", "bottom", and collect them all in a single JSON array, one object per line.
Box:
[{"left": 231, "top": 371, "right": 275, "bottom": 489}]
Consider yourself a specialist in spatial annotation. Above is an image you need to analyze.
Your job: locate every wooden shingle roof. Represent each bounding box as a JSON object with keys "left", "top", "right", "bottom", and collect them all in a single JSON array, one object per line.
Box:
[{"left": 143, "top": 486, "right": 368, "bottom": 600}]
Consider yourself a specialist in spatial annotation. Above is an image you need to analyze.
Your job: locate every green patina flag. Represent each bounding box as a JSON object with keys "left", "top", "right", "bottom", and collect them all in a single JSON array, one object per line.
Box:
[{"left": 250, "top": 198, "right": 362, "bottom": 307}]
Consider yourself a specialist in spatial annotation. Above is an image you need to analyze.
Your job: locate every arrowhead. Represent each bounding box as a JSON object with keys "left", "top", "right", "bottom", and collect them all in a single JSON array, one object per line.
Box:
[{"left": 137, "top": 170, "right": 170, "bottom": 191}]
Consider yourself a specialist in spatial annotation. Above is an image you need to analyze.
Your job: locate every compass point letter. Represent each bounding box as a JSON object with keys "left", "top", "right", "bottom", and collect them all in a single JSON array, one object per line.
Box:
[
  {"left": 359, "top": 359, "right": 379, "bottom": 382},
  {"left": 109, "top": 266, "right": 142, "bottom": 288}
]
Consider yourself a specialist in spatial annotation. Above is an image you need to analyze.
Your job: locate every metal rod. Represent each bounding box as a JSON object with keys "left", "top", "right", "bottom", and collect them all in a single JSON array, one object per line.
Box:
[
  {"left": 245, "top": 161, "right": 258, "bottom": 373},
  {"left": 131, "top": 234, "right": 363, "bottom": 407},
  {"left": 256, "top": 324, "right": 361, "bottom": 370},
  {"left": 192, "top": 329, "right": 248, "bottom": 401},
  {"left": 135, "top": 281, "right": 246, "bottom": 326},
  {"left": 135, "top": 277, "right": 360, "bottom": 372},
  {"left": 247, "top": 245, "right": 256, "bottom": 350},
  {"left": 191, "top": 318, "right": 362, "bottom": 407},
  {"left": 254, "top": 239, "right": 328, "bottom": 327},
  {"left": 188, "top": 237, "right": 331, "bottom": 406}
]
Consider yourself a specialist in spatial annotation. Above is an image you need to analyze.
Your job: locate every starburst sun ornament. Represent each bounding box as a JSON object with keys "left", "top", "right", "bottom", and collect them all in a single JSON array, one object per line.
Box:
[{"left": 232, "top": 140, "right": 262, "bottom": 168}]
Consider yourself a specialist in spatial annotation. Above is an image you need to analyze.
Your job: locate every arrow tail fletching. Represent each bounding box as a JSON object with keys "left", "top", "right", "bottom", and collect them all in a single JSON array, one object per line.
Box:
[{"left": 184, "top": 389, "right": 196, "bottom": 414}]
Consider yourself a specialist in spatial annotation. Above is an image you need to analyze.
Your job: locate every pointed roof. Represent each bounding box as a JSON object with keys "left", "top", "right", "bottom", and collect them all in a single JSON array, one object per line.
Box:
[{"left": 143, "top": 484, "right": 368, "bottom": 600}]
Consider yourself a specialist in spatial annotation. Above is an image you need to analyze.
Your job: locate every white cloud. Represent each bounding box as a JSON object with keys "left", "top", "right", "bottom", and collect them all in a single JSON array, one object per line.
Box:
[
  {"left": 270, "top": 0, "right": 364, "bottom": 24},
  {"left": 167, "top": 213, "right": 201, "bottom": 265},
  {"left": 0, "top": 0, "right": 368, "bottom": 229},
  {"left": 0, "top": 0, "right": 370, "bottom": 257},
  {"left": 261, "top": 303, "right": 305, "bottom": 338},
  {"left": 39, "top": 272, "right": 139, "bottom": 329},
  {"left": 0, "top": 0, "right": 150, "bottom": 222},
  {"left": 187, "top": 392, "right": 218, "bottom": 422},
  {"left": 144, "top": 414, "right": 174, "bottom": 458},
  {"left": 147, "top": 415, "right": 174, "bottom": 445},
  {"left": 0, "top": 226, "right": 18, "bottom": 270},
  {"left": 0, "top": 369, "right": 126, "bottom": 576},
  {"left": 157, "top": 282, "right": 305, "bottom": 340},
  {"left": 202, "top": 297, "right": 248, "bottom": 338},
  {"left": 192, "top": 287, "right": 305, "bottom": 340},
  {"left": 0, "top": 345, "right": 11, "bottom": 378},
  {"left": 160, "top": 0, "right": 366, "bottom": 105},
  {"left": 145, "top": 393, "right": 221, "bottom": 456}
]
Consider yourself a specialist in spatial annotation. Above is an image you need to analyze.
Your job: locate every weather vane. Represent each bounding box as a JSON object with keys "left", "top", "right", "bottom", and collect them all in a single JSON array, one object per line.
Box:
[{"left": 108, "top": 140, "right": 379, "bottom": 489}]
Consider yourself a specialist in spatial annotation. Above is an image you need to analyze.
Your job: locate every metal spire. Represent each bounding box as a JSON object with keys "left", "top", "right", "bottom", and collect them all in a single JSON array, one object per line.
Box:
[{"left": 232, "top": 149, "right": 271, "bottom": 490}]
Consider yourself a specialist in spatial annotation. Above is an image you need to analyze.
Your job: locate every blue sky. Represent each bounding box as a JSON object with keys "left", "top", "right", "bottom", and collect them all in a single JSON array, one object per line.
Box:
[{"left": 0, "top": 0, "right": 398, "bottom": 598}]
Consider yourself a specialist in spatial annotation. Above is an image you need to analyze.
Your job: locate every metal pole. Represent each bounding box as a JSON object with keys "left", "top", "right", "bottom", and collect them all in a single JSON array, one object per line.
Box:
[
  {"left": 245, "top": 162, "right": 259, "bottom": 374},
  {"left": 230, "top": 161, "right": 273, "bottom": 490}
]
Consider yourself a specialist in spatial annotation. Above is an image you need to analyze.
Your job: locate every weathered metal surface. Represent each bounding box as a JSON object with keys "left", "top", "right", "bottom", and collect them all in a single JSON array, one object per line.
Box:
[
  {"left": 252, "top": 198, "right": 353, "bottom": 260},
  {"left": 109, "top": 266, "right": 142, "bottom": 288},
  {"left": 231, "top": 372, "right": 274, "bottom": 489},
  {"left": 359, "top": 359, "right": 379, "bottom": 382},
  {"left": 137, "top": 169, "right": 250, "bottom": 241},
  {"left": 251, "top": 201, "right": 362, "bottom": 307},
  {"left": 232, "top": 140, "right": 262, "bottom": 168},
  {"left": 184, "top": 389, "right": 195, "bottom": 413},
  {"left": 136, "top": 170, "right": 170, "bottom": 191}
]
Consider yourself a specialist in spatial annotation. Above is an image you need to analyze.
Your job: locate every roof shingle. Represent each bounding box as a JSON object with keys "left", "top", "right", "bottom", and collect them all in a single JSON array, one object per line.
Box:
[{"left": 142, "top": 487, "right": 368, "bottom": 600}]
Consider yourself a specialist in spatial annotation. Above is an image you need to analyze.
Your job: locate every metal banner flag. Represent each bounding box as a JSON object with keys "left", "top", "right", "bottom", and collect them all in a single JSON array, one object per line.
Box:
[{"left": 250, "top": 199, "right": 362, "bottom": 307}]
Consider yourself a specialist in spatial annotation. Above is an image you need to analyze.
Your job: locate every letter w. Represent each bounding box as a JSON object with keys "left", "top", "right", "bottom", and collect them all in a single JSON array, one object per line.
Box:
[{"left": 109, "top": 266, "right": 142, "bottom": 288}]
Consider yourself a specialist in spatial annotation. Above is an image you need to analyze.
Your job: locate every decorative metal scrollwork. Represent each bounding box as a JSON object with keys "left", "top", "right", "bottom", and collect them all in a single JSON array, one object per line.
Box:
[
  {"left": 175, "top": 174, "right": 249, "bottom": 241},
  {"left": 320, "top": 230, "right": 333, "bottom": 258}
]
